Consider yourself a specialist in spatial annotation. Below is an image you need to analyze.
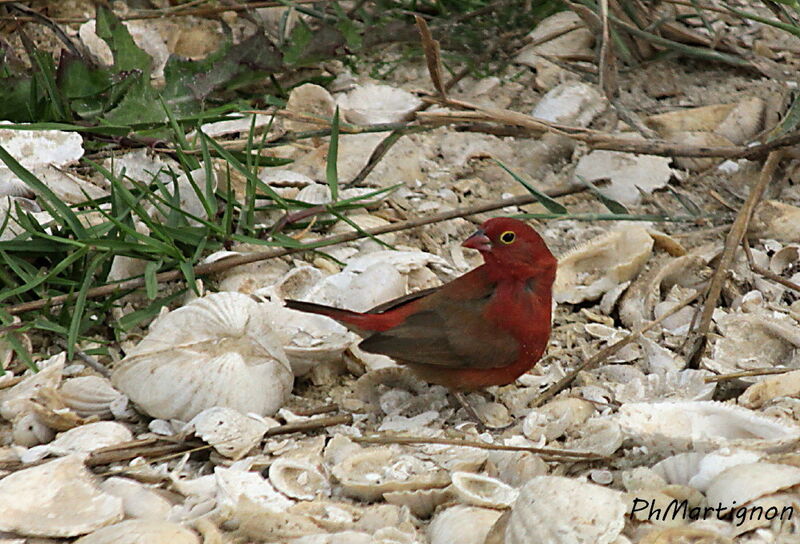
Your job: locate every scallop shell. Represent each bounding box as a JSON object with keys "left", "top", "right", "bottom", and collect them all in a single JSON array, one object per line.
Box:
[
  {"left": 235, "top": 496, "right": 320, "bottom": 541},
  {"left": 269, "top": 456, "right": 331, "bottom": 500},
  {"left": 449, "top": 471, "right": 518, "bottom": 509},
  {"left": 486, "top": 450, "right": 548, "bottom": 487},
  {"left": 553, "top": 227, "right": 654, "bottom": 304},
  {"left": 60, "top": 376, "right": 125, "bottom": 418},
  {"left": 189, "top": 407, "right": 271, "bottom": 459},
  {"left": 100, "top": 477, "right": 172, "bottom": 520},
  {"left": 111, "top": 292, "right": 293, "bottom": 420},
  {"left": 613, "top": 369, "right": 716, "bottom": 403},
  {"left": 0, "top": 455, "right": 123, "bottom": 537},
  {"left": 564, "top": 416, "right": 624, "bottom": 457},
  {"left": 503, "top": 476, "right": 626, "bottom": 544},
  {"left": 705, "top": 462, "right": 800, "bottom": 510},
  {"left": 0, "top": 351, "right": 64, "bottom": 421},
  {"left": 330, "top": 446, "right": 450, "bottom": 501},
  {"left": 740, "top": 369, "right": 800, "bottom": 409},
  {"left": 288, "top": 500, "right": 360, "bottom": 531},
  {"left": 337, "top": 83, "right": 421, "bottom": 125},
  {"left": 73, "top": 520, "right": 199, "bottom": 544},
  {"left": 49, "top": 421, "right": 133, "bottom": 456},
  {"left": 427, "top": 505, "right": 503, "bottom": 544},
  {"left": 214, "top": 465, "right": 294, "bottom": 515},
  {"left": 652, "top": 449, "right": 763, "bottom": 492},
  {"left": 616, "top": 401, "right": 800, "bottom": 451}
]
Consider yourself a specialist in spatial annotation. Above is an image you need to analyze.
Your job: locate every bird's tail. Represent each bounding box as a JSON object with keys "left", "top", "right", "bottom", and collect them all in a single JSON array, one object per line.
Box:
[{"left": 284, "top": 300, "right": 372, "bottom": 332}]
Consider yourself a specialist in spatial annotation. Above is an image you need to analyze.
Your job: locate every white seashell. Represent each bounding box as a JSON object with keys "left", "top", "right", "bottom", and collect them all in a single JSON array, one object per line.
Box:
[
  {"left": 0, "top": 352, "right": 64, "bottom": 421},
  {"left": 740, "top": 369, "right": 800, "bottom": 409},
  {"left": 652, "top": 450, "right": 763, "bottom": 492},
  {"left": 269, "top": 456, "right": 331, "bottom": 500},
  {"left": 234, "top": 496, "right": 320, "bottom": 541},
  {"left": 337, "top": 83, "right": 421, "bottom": 125},
  {"left": 522, "top": 397, "right": 595, "bottom": 442},
  {"left": 613, "top": 369, "right": 716, "bottom": 403},
  {"left": 705, "top": 462, "right": 800, "bottom": 510},
  {"left": 486, "top": 451, "right": 548, "bottom": 487},
  {"left": 60, "top": 376, "right": 125, "bottom": 418},
  {"left": 554, "top": 227, "right": 654, "bottom": 304},
  {"left": 259, "top": 168, "right": 315, "bottom": 187},
  {"left": 100, "top": 477, "right": 172, "bottom": 520},
  {"left": 531, "top": 81, "right": 605, "bottom": 127},
  {"left": 428, "top": 505, "right": 503, "bottom": 544},
  {"left": 450, "top": 472, "right": 518, "bottom": 509},
  {"left": 289, "top": 500, "right": 360, "bottom": 531},
  {"left": 565, "top": 417, "right": 623, "bottom": 457},
  {"left": 769, "top": 244, "right": 800, "bottom": 275},
  {"left": 574, "top": 149, "right": 674, "bottom": 204},
  {"left": 289, "top": 531, "right": 373, "bottom": 544},
  {"left": 504, "top": 476, "right": 626, "bottom": 544},
  {"left": 330, "top": 213, "right": 395, "bottom": 248},
  {"left": 189, "top": 407, "right": 270, "bottom": 459},
  {"left": 111, "top": 292, "right": 293, "bottom": 420},
  {"left": 0, "top": 455, "right": 123, "bottom": 536},
  {"left": 12, "top": 412, "right": 54, "bottom": 447},
  {"left": 384, "top": 487, "right": 451, "bottom": 518},
  {"left": 330, "top": 446, "right": 450, "bottom": 501},
  {"left": 49, "top": 421, "right": 133, "bottom": 456},
  {"left": 260, "top": 301, "right": 353, "bottom": 377},
  {"left": 214, "top": 465, "right": 294, "bottom": 514},
  {"left": 73, "top": 520, "right": 199, "bottom": 544},
  {"left": 637, "top": 527, "right": 734, "bottom": 544},
  {"left": 270, "top": 265, "right": 326, "bottom": 301},
  {"left": 285, "top": 83, "right": 336, "bottom": 132},
  {"left": 616, "top": 401, "right": 800, "bottom": 451}
]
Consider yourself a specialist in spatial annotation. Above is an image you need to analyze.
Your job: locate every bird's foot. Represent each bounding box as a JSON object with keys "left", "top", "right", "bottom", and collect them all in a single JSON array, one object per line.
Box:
[{"left": 453, "top": 391, "right": 514, "bottom": 432}]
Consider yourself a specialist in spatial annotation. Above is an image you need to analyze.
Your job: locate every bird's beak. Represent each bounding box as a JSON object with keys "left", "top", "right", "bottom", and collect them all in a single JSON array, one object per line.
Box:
[{"left": 462, "top": 229, "right": 492, "bottom": 252}]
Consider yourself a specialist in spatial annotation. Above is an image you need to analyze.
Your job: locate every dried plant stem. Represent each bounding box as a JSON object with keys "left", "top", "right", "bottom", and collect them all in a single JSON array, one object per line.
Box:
[
  {"left": 705, "top": 367, "right": 797, "bottom": 383},
  {"left": 5, "top": 185, "right": 581, "bottom": 315},
  {"left": 352, "top": 435, "right": 607, "bottom": 461},
  {"left": 265, "top": 413, "right": 353, "bottom": 436},
  {"left": 686, "top": 150, "right": 784, "bottom": 368},
  {"left": 532, "top": 289, "right": 704, "bottom": 407},
  {"left": 742, "top": 240, "right": 800, "bottom": 293}
]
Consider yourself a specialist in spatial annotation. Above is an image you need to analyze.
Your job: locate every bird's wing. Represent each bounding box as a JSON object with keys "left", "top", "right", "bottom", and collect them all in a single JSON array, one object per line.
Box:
[{"left": 358, "top": 276, "right": 519, "bottom": 370}]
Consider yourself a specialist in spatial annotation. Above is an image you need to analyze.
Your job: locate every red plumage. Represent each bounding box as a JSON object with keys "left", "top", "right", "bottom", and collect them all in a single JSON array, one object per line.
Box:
[{"left": 285, "top": 217, "right": 556, "bottom": 391}]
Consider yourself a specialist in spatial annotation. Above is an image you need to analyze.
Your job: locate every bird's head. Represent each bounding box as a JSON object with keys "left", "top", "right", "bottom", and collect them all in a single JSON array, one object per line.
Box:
[{"left": 463, "top": 217, "right": 556, "bottom": 275}]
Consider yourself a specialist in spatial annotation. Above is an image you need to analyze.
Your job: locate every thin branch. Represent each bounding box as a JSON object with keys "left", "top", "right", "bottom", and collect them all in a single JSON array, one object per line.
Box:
[
  {"left": 352, "top": 435, "right": 608, "bottom": 461},
  {"left": 743, "top": 239, "right": 800, "bottom": 293},
  {"left": 5, "top": 185, "right": 582, "bottom": 315},
  {"left": 532, "top": 289, "right": 704, "bottom": 407},
  {"left": 686, "top": 150, "right": 784, "bottom": 368}
]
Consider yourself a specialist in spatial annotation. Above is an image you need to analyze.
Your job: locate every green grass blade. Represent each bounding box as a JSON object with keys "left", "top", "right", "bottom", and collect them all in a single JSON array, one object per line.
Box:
[
  {"left": 145, "top": 260, "right": 159, "bottom": 299},
  {"left": 0, "top": 145, "right": 87, "bottom": 237},
  {"left": 494, "top": 159, "right": 567, "bottom": 214},
  {"left": 326, "top": 107, "right": 340, "bottom": 201},
  {"left": 576, "top": 176, "right": 629, "bottom": 214},
  {"left": 66, "top": 252, "right": 107, "bottom": 358}
]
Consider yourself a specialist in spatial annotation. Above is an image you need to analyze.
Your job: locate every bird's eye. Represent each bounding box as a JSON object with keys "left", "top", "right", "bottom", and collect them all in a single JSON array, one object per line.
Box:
[{"left": 500, "top": 231, "right": 516, "bottom": 244}]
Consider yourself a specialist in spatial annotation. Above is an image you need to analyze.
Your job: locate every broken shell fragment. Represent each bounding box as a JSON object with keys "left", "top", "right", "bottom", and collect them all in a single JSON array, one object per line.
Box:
[
  {"left": 73, "top": 520, "right": 200, "bottom": 544},
  {"left": 554, "top": 227, "right": 654, "bottom": 304},
  {"left": 383, "top": 487, "right": 451, "bottom": 519},
  {"left": 100, "top": 477, "right": 173, "bottom": 520},
  {"left": 112, "top": 292, "right": 293, "bottom": 420},
  {"left": 740, "top": 369, "right": 800, "bottom": 409},
  {"left": 0, "top": 352, "right": 64, "bottom": 421},
  {"left": 49, "top": 421, "right": 133, "bottom": 456},
  {"left": 60, "top": 376, "right": 125, "bottom": 418},
  {"left": 12, "top": 412, "right": 55, "bottom": 447},
  {"left": 189, "top": 406, "right": 271, "bottom": 459},
  {"left": 428, "top": 505, "right": 503, "bottom": 544},
  {"left": 503, "top": 476, "right": 626, "bottom": 544},
  {"left": 337, "top": 83, "right": 421, "bottom": 125},
  {"left": 750, "top": 200, "right": 800, "bottom": 242},
  {"left": 0, "top": 455, "right": 123, "bottom": 537},
  {"left": 330, "top": 446, "right": 450, "bottom": 501},
  {"left": 705, "top": 462, "right": 800, "bottom": 510},
  {"left": 269, "top": 456, "right": 331, "bottom": 500},
  {"left": 616, "top": 401, "right": 800, "bottom": 451},
  {"left": 450, "top": 471, "right": 518, "bottom": 509}
]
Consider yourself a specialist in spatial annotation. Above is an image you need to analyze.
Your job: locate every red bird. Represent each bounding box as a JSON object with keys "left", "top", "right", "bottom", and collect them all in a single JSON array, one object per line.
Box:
[{"left": 286, "top": 217, "right": 556, "bottom": 423}]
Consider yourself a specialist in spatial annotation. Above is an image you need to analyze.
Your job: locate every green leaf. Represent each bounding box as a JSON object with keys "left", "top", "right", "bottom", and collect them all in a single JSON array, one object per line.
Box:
[
  {"left": 116, "top": 288, "right": 187, "bottom": 331},
  {"left": 327, "top": 107, "right": 340, "bottom": 201},
  {"left": 494, "top": 159, "right": 567, "bottom": 214},
  {"left": 576, "top": 176, "right": 629, "bottom": 214}
]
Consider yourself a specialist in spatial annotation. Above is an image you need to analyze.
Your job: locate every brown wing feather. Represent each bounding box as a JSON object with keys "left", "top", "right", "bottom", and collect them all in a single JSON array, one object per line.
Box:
[{"left": 358, "top": 281, "right": 519, "bottom": 370}]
